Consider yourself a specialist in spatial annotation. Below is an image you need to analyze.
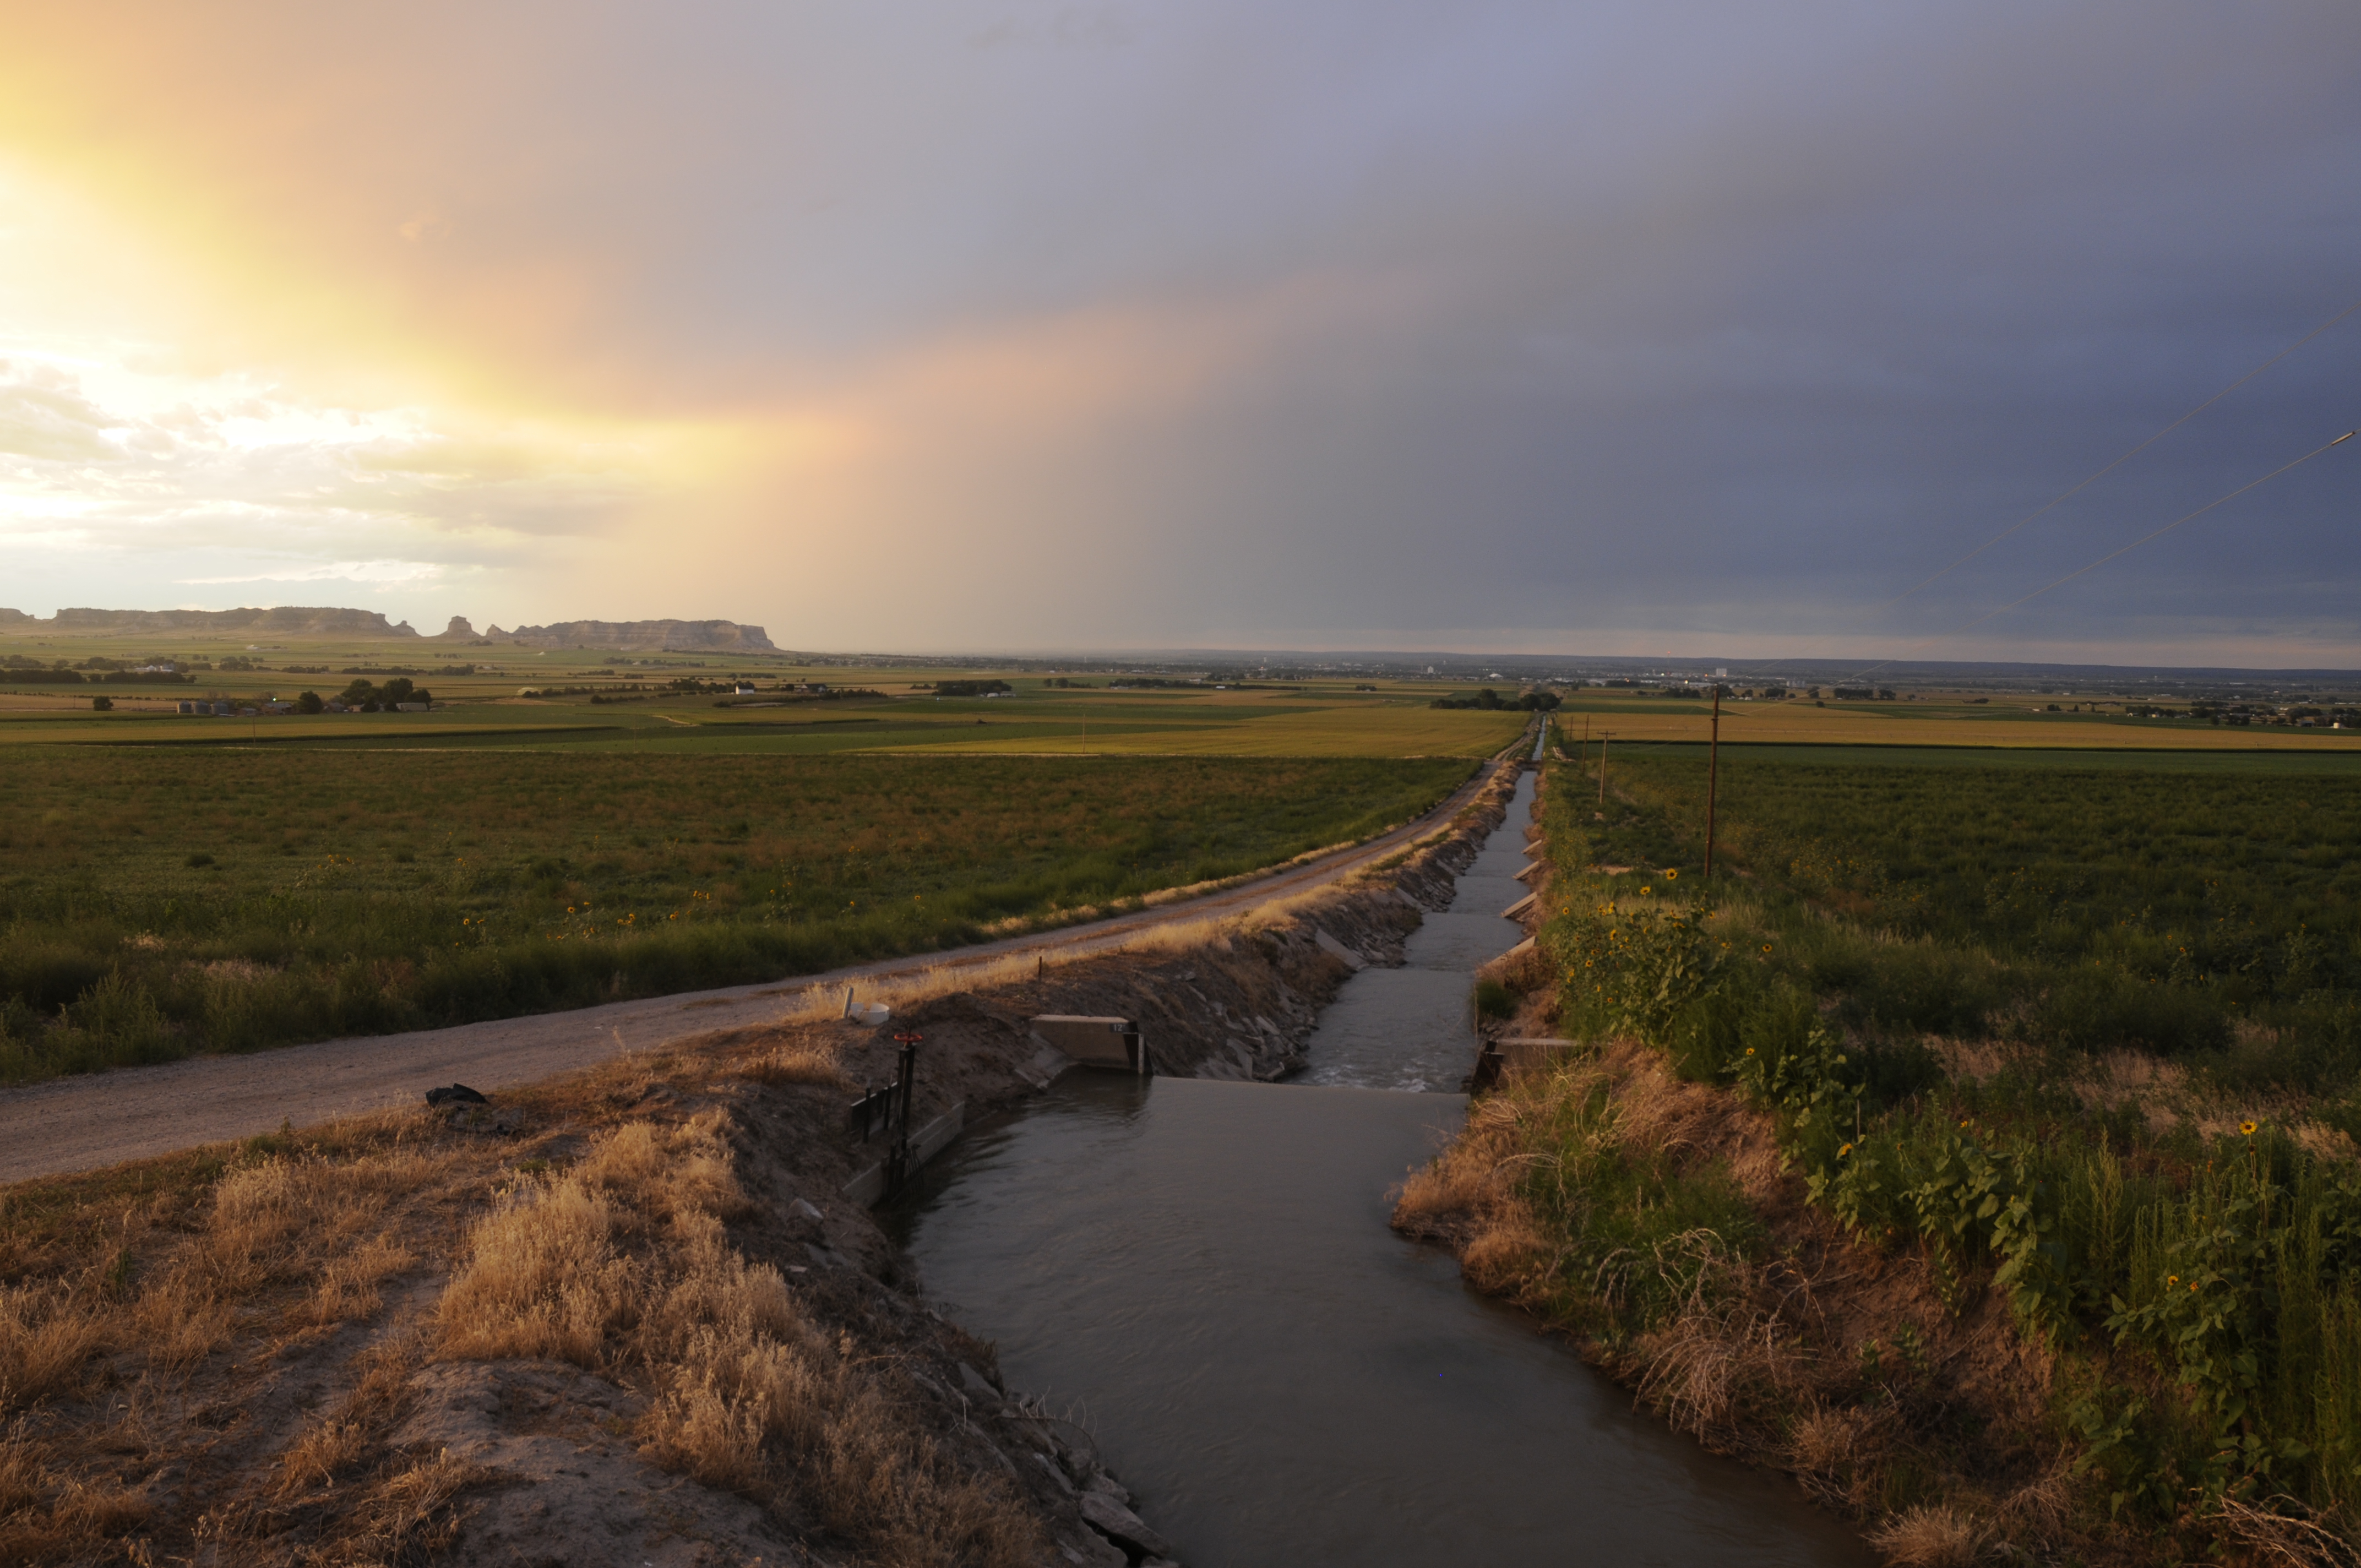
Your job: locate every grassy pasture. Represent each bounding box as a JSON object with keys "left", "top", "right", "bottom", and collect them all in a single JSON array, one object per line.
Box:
[{"left": 0, "top": 750, "right": 1472, "bottom": 1082}]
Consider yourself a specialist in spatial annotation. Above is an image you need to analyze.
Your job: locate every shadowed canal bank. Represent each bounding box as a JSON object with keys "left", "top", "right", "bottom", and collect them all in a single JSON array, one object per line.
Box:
[{"left": 890, "top": 768, "right": 1873, "bottom": 1566}]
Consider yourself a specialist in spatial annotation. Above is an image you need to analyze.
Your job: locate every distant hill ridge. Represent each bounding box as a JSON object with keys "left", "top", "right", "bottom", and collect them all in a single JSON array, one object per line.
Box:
[
  {"left": 488, "top": 618, "right": 776, "bottom": 652},
  {"left": 0, "top": 606, "right": 773, "bottom": 652}
]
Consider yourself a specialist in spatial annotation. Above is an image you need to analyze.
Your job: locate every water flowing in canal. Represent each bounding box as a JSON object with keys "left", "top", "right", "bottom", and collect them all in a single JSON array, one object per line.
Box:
[{"left": 893, "top": 771, "right": 1872, "bottom": 1567}]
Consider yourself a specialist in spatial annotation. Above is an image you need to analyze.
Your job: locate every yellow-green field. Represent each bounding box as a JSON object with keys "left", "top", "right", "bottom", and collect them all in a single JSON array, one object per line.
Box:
[
  {"left": 1547, "top": 690, "right": 2361, "bottom": 752},
  {"left": 0, "top": 640, "right": 1535, "bottom": 758},
  {"left": 8, "top": 632, "right": 2355, "bottom": 756}
]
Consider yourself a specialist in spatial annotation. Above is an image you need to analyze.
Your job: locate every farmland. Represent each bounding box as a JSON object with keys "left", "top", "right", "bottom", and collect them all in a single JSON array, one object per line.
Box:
[
  {"left": 1444, "top": 744, "right": 2361, "bottom": 1554},
  {"left": 1566, "top": 744, "right": 2361, "bottom": 1068},
  {"left": 0, "top": 750, "right": 1473, "bottom": 1082},
  {"left": 0, "top": 634, "right": 1535, "bottom": 758}
]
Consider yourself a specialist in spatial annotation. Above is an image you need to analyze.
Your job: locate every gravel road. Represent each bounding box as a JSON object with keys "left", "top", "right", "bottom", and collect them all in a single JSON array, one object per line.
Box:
[{"left": 0, "top": 760, "right": 1511, "bottom": 1184}]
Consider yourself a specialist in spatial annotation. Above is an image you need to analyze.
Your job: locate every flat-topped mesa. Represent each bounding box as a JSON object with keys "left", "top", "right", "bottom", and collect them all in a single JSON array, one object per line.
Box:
[
  {"left": 0, "top": 606, "right": 773, "bottom": 652},
  {"left": 491, "top": 618, "right": 777, "bottom": 652},
  {"left": 5, "top": 606, "right": 420, "bottom": 637}
]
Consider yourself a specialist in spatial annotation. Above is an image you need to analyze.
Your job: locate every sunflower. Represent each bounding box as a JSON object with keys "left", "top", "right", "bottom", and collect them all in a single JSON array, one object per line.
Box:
[{"left": 2240, "top": 1119, "right": 2259, "bottom": 1136}]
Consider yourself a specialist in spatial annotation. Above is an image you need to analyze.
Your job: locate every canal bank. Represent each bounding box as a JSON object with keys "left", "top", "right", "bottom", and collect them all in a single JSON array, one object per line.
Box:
[
  {"left": 890, "top": 765, "right": 1873, "bottom": 1566},
  {"left": 896, "top": 1076, "right": 1873, "bottom": 1567}
]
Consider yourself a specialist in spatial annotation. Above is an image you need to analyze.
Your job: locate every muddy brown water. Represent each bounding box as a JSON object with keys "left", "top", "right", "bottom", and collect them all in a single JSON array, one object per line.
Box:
[{"left": 894, "top": 774, "right": 1873, "bottom": 1566}]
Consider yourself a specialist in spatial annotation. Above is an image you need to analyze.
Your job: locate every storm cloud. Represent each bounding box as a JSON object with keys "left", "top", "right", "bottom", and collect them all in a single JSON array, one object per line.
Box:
[{"left": 0, "top": 0, "right": 2354, "bottom": 662}]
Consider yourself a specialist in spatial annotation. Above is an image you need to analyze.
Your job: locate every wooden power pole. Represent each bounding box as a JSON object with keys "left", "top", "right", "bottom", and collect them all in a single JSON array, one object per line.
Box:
[
  {"left": 1597, "top": 731, "right": 1611, "bottom": 807},
  {"left": 1705, "top": 685, "right": 1722, "bottom": 878}
]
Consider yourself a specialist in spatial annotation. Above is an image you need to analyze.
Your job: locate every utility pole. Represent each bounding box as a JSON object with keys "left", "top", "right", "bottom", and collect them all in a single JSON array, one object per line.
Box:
[
  {"left": 1705, "top": 685, "right": 1721, "bottom": 879},
  {"left": 1597, "top": 731, "right": 1611, "bottom": 807},
  {"left": 888, "top": 1029, "right": 924, "bottom": 1195}
]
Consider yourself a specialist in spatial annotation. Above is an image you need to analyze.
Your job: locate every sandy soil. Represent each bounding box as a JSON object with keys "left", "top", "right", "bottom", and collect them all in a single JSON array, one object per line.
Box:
[{"left": 0, "top": 758, "right": 1510, "bottom": 1184}]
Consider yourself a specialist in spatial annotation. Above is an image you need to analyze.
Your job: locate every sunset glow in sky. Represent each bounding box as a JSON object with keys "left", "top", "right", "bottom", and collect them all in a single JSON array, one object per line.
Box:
[{"left": 2, "top": 2, "right": 2356, "bottom": 662}]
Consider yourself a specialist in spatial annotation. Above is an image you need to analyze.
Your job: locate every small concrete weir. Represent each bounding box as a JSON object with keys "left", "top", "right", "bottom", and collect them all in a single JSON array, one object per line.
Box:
[{"left": 894, "top": 766, "right": 1874, "bottom": 1567}]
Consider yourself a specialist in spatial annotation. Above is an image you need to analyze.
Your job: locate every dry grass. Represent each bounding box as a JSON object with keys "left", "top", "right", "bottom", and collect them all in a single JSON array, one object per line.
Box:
[
  {"left": 432, "top": 1113, "right": 1042, "bottom": 1566},
  {"left": 272, "top": 1417, "right": 370, "bottom": 1501},
  {"left": 771, "top": 948, "right": 1073, "bottom": 1027},
  {"left": 1402, "top": 1034, "right": 2097, "bottom": 1560},
  {"left": 765, "top": 880, "right": 1387, "bottom": 1032},
  {"left": 1787, "top": 1402, "right": 1881, "bottom": 1480},
  {"left": 436, "top": 1177, "right": 637, "bottom": 1365},
  {"left": 2059, "top": 1045, "right": 2190, "bottom": 1116},
  {"left": 1114, "top": 914, "right": 1233, "bottom": 955},
  {"left": 1868, "top": 1503, "right": 1986, "bottom": 1566},
  {"left": 126, "top": 1278, "right": 235, "bottom": 1373},
  {"left": 331, "top": 1451, "right": 483, "bottom": 1565},
  {"left": 1629, "top": 1251, "right": 1813, "bottom": 1444},
  {"left": 2211, "top": 1495, "right": 2361, "bottom": 1568},
  {"left": 0, "top": 1415, "right": 154, "bottom": 1564},
  {"left": 739, "top": 1039, "right": 855, "bottom": 1088},
  {"left": 0, "top": 1282, "right": 107, "bottom": 1413},
  {"left": 0, "top": 1018, "right": 1082, "bottom": 1568}
]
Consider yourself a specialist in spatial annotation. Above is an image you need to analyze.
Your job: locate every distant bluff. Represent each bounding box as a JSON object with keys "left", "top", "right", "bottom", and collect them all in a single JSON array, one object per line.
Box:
[
  {"left": 7, "top": 606, "right": 424, "bottom": 637},
  {"left": 487, "top": 619, "right": 777, "bottom": 652},
  {"left": 0, "top": 607, "right": 774, "bottom": 653}
]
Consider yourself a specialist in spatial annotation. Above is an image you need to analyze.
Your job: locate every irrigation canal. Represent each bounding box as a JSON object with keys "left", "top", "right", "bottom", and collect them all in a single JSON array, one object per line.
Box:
[{"left": 891, "top": 771, "right": 1873, "bottom": 1566}]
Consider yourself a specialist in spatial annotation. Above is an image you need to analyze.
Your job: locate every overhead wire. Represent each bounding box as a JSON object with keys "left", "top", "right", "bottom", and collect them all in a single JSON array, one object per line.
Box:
[
  {"left": 1846, "top": 429, "right": 2356, "bottom": 682},
  {"left": 1713, "top": 294, "right": 2360, "bottom": 686},
  {"left": 1868, "top": 296, "right": 2361, "bottom": 620}
]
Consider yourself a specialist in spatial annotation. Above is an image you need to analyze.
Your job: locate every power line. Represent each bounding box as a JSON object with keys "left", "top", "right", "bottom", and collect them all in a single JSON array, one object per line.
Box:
[
  {"left": 1848, "top": 429, "right": 2356, "bottom": 680},
  {"left": 1870, "top": 296, "right": 2361, "bottom": 619},
  {"left": 1721, "top": 295, "right": 2359, "bottom": 683}
]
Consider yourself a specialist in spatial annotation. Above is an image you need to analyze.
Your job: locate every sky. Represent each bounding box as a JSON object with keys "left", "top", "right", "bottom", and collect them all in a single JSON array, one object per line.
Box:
[{"left": 0, "top": 1, "right": 2355, "bottom": 665}]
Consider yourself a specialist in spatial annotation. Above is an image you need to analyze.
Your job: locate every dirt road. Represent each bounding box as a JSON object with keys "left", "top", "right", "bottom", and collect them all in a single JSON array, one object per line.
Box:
[{"left": 0, "top": 756, "right": 1517, "bottom": 1184}]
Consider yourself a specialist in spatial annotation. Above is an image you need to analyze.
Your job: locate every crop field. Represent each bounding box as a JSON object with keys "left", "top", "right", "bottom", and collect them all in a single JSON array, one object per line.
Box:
[
  {"left": 0, "top": 750, "right": 1473, "bottom": 1082},
  {"left": 1564, "top": 746, "right": 2361, "bottom": 1055},
  {"left": 1546, "top": 691, "right": 2361, "bottom": 752},
  {"left": 1515, "top": 747, "right": 2361, "bottom": 1542},
  {"left": 0, "top": 677, "right": 1531, "bottom": 758}
]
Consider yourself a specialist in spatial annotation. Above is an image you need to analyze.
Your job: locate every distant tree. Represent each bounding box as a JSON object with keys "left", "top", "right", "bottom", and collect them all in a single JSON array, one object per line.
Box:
[
  {"left": 380, "top": 677, "right": 416, "bottom": 704},
  {"left": 90, "top": 695, "right": 113, "bottom": 711},
  {"left": 297, "top": 690, "right": 324, "bottom": 714}
]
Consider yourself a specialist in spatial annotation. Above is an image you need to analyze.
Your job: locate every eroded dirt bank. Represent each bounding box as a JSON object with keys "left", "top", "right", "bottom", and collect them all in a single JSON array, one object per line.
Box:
[{"left": 0, "top": 764, "right": 1520, "bottom": 1567}]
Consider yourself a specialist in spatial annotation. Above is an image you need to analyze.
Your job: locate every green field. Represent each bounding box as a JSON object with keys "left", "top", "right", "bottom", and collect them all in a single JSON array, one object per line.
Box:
[
  {"left": 0, "top": 750, "right": 1473, "bottom": 1082},
  {"left": 1533, "top": 748, "right": 2361, "bottom": 1535},
  {"left": 0, "top": 634, "right": 1533, "bottom": 759},
  {"left": 0, "top": 629, "right": 1530, "bottom": 1082},
  {"left": 1570, "top": 747, "right": 2361, "bottom": 1061}
]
